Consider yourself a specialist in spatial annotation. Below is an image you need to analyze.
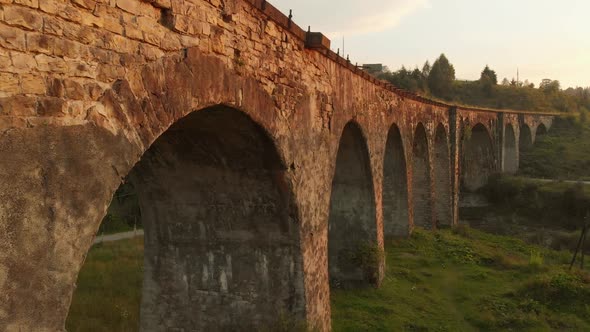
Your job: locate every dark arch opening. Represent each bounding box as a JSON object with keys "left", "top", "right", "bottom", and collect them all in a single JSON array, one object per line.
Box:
[
  {"left": 536, "top": 123, "right": 548, "bottom": 139},
  {"left": 68, "top": 106, "right": 305, "bottom": 331},
  {"left": 433, "top": 124, "right": 451, "bottom": 227},
  {"left": 462, "top": 123, "right": 495, "bottom": 192},
  {"left": 328, "top": 122, "right": 377, "bottom": 288},
  {"left": 382, "top": 124, "right": 409, "bottom": 238},
  {"left": 503, "top": 124, "right": 518, "bottom": 173},
  {"left": 412, "top": 123, "right": 433, "bottom": 229},
  {"left": 519, "top": 124, "right": 533, "bottom": 155}
]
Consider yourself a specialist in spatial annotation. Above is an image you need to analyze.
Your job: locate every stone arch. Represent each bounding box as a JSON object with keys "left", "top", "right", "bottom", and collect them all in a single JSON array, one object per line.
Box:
[
  {"left": 382, "top": 124, "right": 409, "bottom": 238},
  {"left": 503, "top": 123, "right": 518, "bottom": 173},
  {"left": 433, "top": 124, "right": 451, "bottom": 227},
  {"left": 73, "top": 105, "right": 306, "bottom": 331},
  {"left": 412, "top": 123, "right": 433, "bottom": 229},
  {"left": 462, "top": 123, "right": 495, "bottom": 192},
  {"left": 535, "top": 123, "right": 548, "bottom": 140},
  {"left": 328, "top": 121, "right": 377, "bottom": 288}
]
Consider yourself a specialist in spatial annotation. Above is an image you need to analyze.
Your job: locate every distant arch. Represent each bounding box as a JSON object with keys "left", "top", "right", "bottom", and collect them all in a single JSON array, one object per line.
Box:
[
  {"left": 412, "top": 123, "right": 433, "bottom": 229},
  {"left": 433, "top": 124, "right": 451, "bottom": 227},
  {"left": 535, "top": 123, "right": 548, "bottom": 140},
  {"left": 503, "top": 124, "right": 518, "bottom": 173},
  {"left": 462, "top": 123, "right": 495, "bottom": 192},
  {"left": 382, "top": 124, "right": 409, "bottom": 238},
  {"left": 328, "top": 122, "right": 377, "bottom": 288}
]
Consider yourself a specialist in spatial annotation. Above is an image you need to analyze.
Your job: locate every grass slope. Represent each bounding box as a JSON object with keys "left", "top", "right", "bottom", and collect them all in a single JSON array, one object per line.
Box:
[
  {"left": 67, "top": 230, "right": 590, "bottom": 331},
  {"left": 331, "top": 228, "right": 590, "bottom": 331}
]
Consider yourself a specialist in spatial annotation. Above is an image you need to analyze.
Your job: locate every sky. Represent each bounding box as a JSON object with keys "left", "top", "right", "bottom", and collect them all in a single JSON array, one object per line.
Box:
[{"left": 271, "top": 0, "right": 590, "bottom": 89}]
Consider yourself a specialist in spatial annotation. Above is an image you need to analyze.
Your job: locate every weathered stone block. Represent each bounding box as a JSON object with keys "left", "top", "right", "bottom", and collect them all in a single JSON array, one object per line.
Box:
[
  {"left": 26, "top": 33, "right": 54, "bottom": 55},
  {"left": 0, "top": 49, "right": 10, "bottom": 71},
  {"left": 0, "top": 23, "right": 27, "bottom": 50},
  {"left": 63, "top": 79, "right": 87, "bottom": 100},
  {"left": 35, "top": 54, "right": 68, "bottom": 73},
  {"left": 11, "top": 51, "right": 37, "bottom": 73},
  {"left": 39, "top": 1, "right": 60, "bottom": 15},
  {"left": 68, "top": 60, "right": 98, "bottom": 79},
  {"left": 4, "top": 6, "right": 43, "bottom": 31},
  {"left": 58, "top": 5, "right": 83, "bottom": 24},
  {"left": 0, "top": 72, "right": 20, "bottom": 97},
  {"left": 0, "top": 95, "right": 37, "bottom": 116},
  {"left": 20, "top": 74, "right": 47, "bottom": 95},
  {"left": 14, "top": 0, "right": 39, "bottom": 8},
  {"left": 72, "top": 0, "right": 96, "bottom": 10},
  {"left": 43, "top": 16, "right": 64, "bottom": 36},
  {"left": 53, "top": 39, "right": 82, "bottom": 58},
  {"left": 116, "top": 0, "right": 141, "bottom": 15},
  {"left": 36, "top": 97, "right": 66, "bottom": 116}
]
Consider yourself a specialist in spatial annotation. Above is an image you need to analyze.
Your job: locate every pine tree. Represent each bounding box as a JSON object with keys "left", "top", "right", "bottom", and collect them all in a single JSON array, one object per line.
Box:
[{"left": 428, "top": 54, "right": 455, "bottom": 98}]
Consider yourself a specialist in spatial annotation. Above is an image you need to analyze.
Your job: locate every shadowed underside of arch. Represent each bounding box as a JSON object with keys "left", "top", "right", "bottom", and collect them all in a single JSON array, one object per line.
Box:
[
  {"left": 328, "top": 122, "right": 377, "bottom": 288},
  {"left": 520, "top": 125, "right": 533, "bottom": 149},
  {"left": 503, "top": 124, "right": 518, "bottom": 174},
  {"left": 433, "top": 124, "right": 452, "bottom": 227},
  {"left": 462, "top": 123, "right": 495, "bottom": 192},
  {"left": 119, "top": 105, "right": 305, "bottom": 330},
  {"left": 382, "top": 125, "right": 409, "bottom": 237},
  {"left": 412, "top": 123, "right": 433, "bottom": 229},
  {"left": 536, "top": 123, "right": 548, "bottom": 139}
]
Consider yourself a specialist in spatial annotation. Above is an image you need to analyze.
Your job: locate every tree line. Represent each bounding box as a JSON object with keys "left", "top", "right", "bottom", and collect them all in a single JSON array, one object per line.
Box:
[{"left": 378, "top": 54, "right": 590, "bottom": 113}]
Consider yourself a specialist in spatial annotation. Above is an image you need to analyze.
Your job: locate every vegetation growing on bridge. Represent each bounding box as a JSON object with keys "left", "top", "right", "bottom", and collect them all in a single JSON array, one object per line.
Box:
[
  {"left": 68, "top": 229, "right": 590, "bottom": 331},
  {"left": 380, "top": 54, "right": 590, "bottom": 114}
]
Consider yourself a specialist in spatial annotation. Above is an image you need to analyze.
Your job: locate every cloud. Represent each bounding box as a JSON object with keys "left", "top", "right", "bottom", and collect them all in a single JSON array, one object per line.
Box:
[{"left": 270, "top": 0, "right": 431, "bottom": 38}]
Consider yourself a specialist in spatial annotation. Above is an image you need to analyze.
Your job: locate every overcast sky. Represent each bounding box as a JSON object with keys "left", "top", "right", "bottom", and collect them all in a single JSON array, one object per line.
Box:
[{"left": 271, "top": 0, "right": 590, "bottom": 88}]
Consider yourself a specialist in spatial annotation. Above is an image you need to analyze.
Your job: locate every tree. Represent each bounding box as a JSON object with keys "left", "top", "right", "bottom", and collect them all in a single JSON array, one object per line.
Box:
[
  {"left": 479, "top": 65, "right": 498, "bottom": 85},
  {"left": 428, "top": 54, "right": 455, "bottom": 98},
  {"left": 421, "top": 61, "right": 431, "bottom": 78},
  {"left": 540, "top": 79, "right": 560, "bottom": 94},
  {"left": 501, "top": 78, "right": 510, "bottom": 86}
]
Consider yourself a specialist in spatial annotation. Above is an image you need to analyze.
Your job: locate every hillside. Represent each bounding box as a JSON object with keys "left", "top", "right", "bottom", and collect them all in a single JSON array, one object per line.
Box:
[{"left": 519, "top": 116, "right": 590, "bottom": 180}]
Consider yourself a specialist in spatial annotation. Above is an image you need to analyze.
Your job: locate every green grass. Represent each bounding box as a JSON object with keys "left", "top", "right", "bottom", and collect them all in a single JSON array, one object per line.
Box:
[
  {"left": 331, "top": 228, "right": 590, "bottom": 332},
  {"left": 66, "top": 237, "right": 143, "bottom": 332},
  {"left": 67, "top": 229, "right": 590, "bottom": 331}
]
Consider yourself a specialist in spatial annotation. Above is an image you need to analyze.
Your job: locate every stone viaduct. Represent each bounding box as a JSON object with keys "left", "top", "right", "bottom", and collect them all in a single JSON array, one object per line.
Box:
[{"left": 0, "top": 0, "right": 555, "bottom": 330}]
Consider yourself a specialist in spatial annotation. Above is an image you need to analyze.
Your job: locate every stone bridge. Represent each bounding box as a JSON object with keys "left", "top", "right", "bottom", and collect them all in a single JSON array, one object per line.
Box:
[{"left": 0, "top": 0, "right": 556, "bottom": 330}]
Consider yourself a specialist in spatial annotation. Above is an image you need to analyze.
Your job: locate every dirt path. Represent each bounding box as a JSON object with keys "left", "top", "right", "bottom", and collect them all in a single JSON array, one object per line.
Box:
[{"left": 93, "top": 230, "right": 144, "bottom": 244}]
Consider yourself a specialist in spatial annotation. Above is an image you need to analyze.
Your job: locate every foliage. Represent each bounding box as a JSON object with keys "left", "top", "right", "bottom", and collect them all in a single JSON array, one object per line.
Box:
[
  {"left": 98, "top": 182, "right": 142, "bottom": 235},
  {"left": 343, "top": 241, "right": 384, "bottom": 285},
  {"left": 480, "top": 65, "right": 498, "bottom": 85},
  {"left": 520, "top": 116, "right": 590, "bottom": 180},
  {"left": 428, "top": 54, "right": 456, "bottom": 98},
  {"left": 481, "top": 174, "right": 590, "bottom": 230},
  {"left": 98, "top": 214, "right": 134, "bottom": 235},
  {"left": 379, "top": 54, "right": 590, "bottom": 113}
]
